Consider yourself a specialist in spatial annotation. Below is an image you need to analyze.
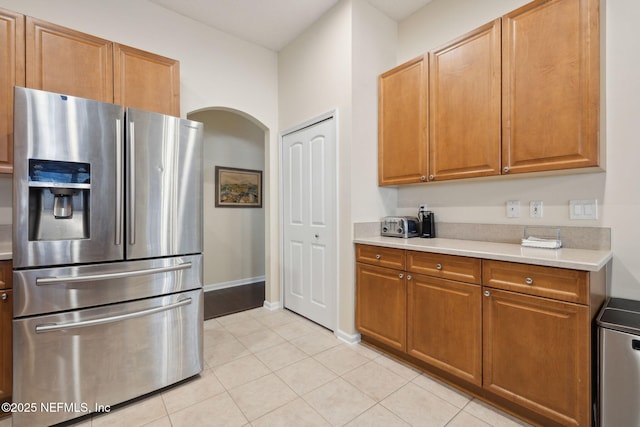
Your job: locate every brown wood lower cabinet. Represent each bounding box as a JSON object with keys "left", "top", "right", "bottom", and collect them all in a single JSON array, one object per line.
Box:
[
  {"left": 407, "top": 274, "right": 482, "bottom": 385},
  {"left": 0, "top": 260, "right": 12, "bottom": 404},
  {"left": 355, "top": 263, "right": 406, "bottom": 352},
  {"left": 483, "top": 288, "right": 589, "bottom": 426},
  {"left": 355, "top": 244, "right": 606, "bottom": 427}
]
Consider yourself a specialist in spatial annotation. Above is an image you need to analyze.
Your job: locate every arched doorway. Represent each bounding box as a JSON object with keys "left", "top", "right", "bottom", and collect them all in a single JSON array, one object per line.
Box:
[{"left": 188, "top": 108, "right": 267, "bottom": 316}]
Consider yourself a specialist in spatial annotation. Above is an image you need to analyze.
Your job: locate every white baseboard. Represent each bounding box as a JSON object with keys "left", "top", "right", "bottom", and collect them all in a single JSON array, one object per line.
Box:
[
  {"left": 335, "top": 329, "right": 361, "bottom": 345},
  {"left": 203, "top": 275, "right": 266, "bottom": 292},
  {"left": 263, "top": 300, "right": 282, "bottom": 311}
]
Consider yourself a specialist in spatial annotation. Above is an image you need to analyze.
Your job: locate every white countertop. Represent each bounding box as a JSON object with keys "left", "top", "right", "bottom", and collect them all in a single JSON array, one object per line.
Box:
[{"left": 354, "top": 236, "right": 612, "bottom": 271}]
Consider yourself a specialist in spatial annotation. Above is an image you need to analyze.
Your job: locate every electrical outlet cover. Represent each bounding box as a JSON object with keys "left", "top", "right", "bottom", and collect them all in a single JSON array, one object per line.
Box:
[{"left": 506, "top": 200, "right": 520, "bottom": 218}]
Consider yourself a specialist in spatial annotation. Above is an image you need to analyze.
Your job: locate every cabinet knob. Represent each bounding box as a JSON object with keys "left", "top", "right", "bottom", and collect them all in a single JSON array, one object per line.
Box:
[
  {"left": 375, "top": 254, "right": 381, "bottom": 260},
  {"left": 483, "top": 290, "right": 491, "bottom": 297},
  {"left": 503, "top": 166, "right": 510, "bottom": 173},
  {"left": 1, "top": 293, "right": 6, "bottom": 301},
  {"left": 407, "top": 275, "right": 412, "bottom": 281},
  {"left": 398, "top": 273, "right": 404, "bottom": 279},
  {"left": 429, "top": 175, "right": 434, "bottom": 180},
  {"left": 420, "top": 175, "right": 426, "bottom": 181},
  {"left": 435, "top": 263, "right": 442, "bottom": 270},
  {"left": 525, "top": 277, "right": 534, "bottom": 285}
]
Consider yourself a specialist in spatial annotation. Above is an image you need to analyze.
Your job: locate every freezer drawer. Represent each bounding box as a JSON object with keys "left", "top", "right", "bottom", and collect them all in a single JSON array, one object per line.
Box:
[
  {"left": 12, "top": 289, "right": 203, "bottom": 427},
  {"left": 13, "top": 254, "right": 202, "bottom": 317}
]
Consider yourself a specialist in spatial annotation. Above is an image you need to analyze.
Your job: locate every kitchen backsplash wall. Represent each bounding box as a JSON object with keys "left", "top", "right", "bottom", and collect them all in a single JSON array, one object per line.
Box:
[
  {"left": 396, "top": 172, "right": 606, "bottom": 227},
  {"left": 0, "top": 175, "right": 11, "bottom": 225},
  {"left": 354, "top": 221, "right": 611, "bottom": 251}
]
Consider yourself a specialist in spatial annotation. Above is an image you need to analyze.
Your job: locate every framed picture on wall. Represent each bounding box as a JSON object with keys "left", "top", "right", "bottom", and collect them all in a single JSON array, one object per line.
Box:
[{"left": 215, "top": 166, "right": 263, "bottom": 208}]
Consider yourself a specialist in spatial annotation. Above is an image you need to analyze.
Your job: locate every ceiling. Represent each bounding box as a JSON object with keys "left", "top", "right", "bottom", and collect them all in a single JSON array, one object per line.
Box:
[{"left": 148, "top": 0, "right": 433, "bottom": 51}]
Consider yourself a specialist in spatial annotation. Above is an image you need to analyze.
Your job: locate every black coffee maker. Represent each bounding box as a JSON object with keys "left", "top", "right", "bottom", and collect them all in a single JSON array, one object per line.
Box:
[{"left": 419, "top": 208, "right": 435, "bottom": 238}]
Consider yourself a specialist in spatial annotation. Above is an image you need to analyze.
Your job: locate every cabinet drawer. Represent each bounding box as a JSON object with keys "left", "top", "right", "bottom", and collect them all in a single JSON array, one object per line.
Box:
[
  {"left": 483, "top": 260, "right": 588, "bottom": 304},
  {"left": 0, "top": 261, "right": 11, "bottom": 290},
  {"left": 355, "top": 244, "right": 405, "bottom": 270},
  {"left": 407, "top": 251, "right": 481, "bottom": 284}
]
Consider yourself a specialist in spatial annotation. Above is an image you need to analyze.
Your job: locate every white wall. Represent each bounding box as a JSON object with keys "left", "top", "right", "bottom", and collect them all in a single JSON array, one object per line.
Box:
[
  {"left": 279, "top": 0, "right": 396, "bottom": 335},
  {"left": 393, "top": 0, "right": 640, "bottom": 299},
  {"left": 351, "top": 0, "right": 398, "bottom": 221},
  {"left": 189, "top": 110, "right": 265, "bottom": 288},
  {"left": 279, "top": 0, "right": 352, "bottom": 333},
  {"left": 0, "top": 0, "right": 281, "bottom": 301}
]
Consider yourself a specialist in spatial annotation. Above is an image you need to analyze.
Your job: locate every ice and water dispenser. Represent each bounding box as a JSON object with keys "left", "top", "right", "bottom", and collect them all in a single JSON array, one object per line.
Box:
[{"left": 28, "top": 159, "right": 91, "bottom": 241}]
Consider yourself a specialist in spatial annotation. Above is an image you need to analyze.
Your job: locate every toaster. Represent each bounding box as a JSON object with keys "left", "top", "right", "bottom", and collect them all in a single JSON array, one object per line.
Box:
[{"left": 381, "top": 216, "right": 420, "bottom": 238}]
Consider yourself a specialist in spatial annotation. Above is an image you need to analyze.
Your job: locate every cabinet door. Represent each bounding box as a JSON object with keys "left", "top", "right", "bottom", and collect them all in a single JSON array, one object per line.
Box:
[
  {"left": 114, "top": 43, "right": 180, "bottom": 117},
  {"left": 0, "top": 289, "right": 10, "bottom": 402},
  {"left": 483, "top": 288, "right": 590, "bottom": 426},
  {"left": 408, "top": 274, "right": 482, "bottom": 385},
  {"left": 0, "top": 8, "right": 24, "bottom": 174},
  {"left": 356, "top": 263, "right": 406, "bottom": 351},
  {"left": 378, "top": 55, "right": 428, "bottom": 185},
  {"left": 502, "top": 0, "right": 599, "bottom": 174},
  {"left": 25, "top": 17, "right": 113, "bottom": 103},
  {"left": 429, "top": 19, "right": 501, "bottom": 181}
]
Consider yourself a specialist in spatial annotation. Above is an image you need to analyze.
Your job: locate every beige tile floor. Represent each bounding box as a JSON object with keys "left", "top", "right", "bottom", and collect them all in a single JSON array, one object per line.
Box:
[{"left": 1, "top": 307, "right": 532, "bottom": 427}]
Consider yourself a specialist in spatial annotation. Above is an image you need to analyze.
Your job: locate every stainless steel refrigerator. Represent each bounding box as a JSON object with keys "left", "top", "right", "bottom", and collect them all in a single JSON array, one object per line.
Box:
[{"left": 11, "top": 87, "right": 204, "bottom": 427}]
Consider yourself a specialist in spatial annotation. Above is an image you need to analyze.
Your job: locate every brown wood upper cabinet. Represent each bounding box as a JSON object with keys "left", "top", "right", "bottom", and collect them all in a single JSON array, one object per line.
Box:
[
  {"left": 0, "top": 8, "right": 24, "bottom": 174},
  {"left": 378, "top": 0, "right": 600, "bottom": 185},
  {"left": 429, "top": 19, "right": 501, "bottom": 181},
  {"left": 25, "top": 19, "right": 180, "bottom": 116},
  {"left": 0, "top": 11, "right": 182, "bottom": 174},
  {"left": 114, "top": 43, "right": 180, "bottom": 117},
  {"left": 26, "top": 17, "right": 114, "bottom": 103},
  {"left": 502, "top": 0, "right": 600, "bottom": 174},
  {"left": 378, "top": 55, "right": 428, "bottom": 185}
]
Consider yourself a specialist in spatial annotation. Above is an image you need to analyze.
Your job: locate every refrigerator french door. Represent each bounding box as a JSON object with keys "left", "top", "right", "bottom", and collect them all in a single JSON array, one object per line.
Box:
[{"left": 12, "top": 87, "right": 204, "bottom": 427}]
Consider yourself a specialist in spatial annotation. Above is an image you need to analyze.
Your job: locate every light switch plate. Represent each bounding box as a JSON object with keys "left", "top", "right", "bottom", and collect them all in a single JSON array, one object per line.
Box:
[
  {"left": 529, "top": 200, "right": 543, "bottom": 218},
  {"left": 507, "top": 200, "right": 520, "bottom": 218},
  {"left": 570, "top": 199, "right": 598, "bottom": 220}
]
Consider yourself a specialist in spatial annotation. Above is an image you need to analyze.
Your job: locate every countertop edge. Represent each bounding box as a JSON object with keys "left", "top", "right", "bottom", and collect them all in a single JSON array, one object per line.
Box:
[{"left": 354, "top": 237, "right": 612, "bottom": 271}]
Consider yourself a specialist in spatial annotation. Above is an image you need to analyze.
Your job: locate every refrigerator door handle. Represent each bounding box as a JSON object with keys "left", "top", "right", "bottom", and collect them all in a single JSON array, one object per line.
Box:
[
  {"left": 129, "top": 120, "right": 136, "bottom": 246},
  {"left": 115, "top": 118, "right": 123, "bottom": 246},
  {"left": 35, "top": 262, "right": 193, "bottom": 285},
  {"left": 34, "top": 298, "right": 192, "bottom": 333}
]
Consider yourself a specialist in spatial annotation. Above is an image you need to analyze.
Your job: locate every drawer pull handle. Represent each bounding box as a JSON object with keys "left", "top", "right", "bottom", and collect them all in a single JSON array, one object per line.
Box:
[
  {"left": 375, "top": 254, "right": 381, "bottom": 260},
  {"left": 525, "top": 277, "right": 534, "bottom": 285},
  {"left": 1, "top": 293, "right": 6, "bottom": 301},
  {"left": 399, "top": 273, "right": 404, "bottom": 279},
  {"left": 483, "top": 290, "right": 491, "bottom": 297},
  {"left": 436, "top": 263, "right": 442, "bottom": 270}
]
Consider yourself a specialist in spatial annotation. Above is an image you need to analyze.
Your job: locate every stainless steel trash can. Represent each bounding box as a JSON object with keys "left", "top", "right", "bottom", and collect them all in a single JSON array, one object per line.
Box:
[{"left": 597, "top": 298, "right": 640, "bottom": 427}]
